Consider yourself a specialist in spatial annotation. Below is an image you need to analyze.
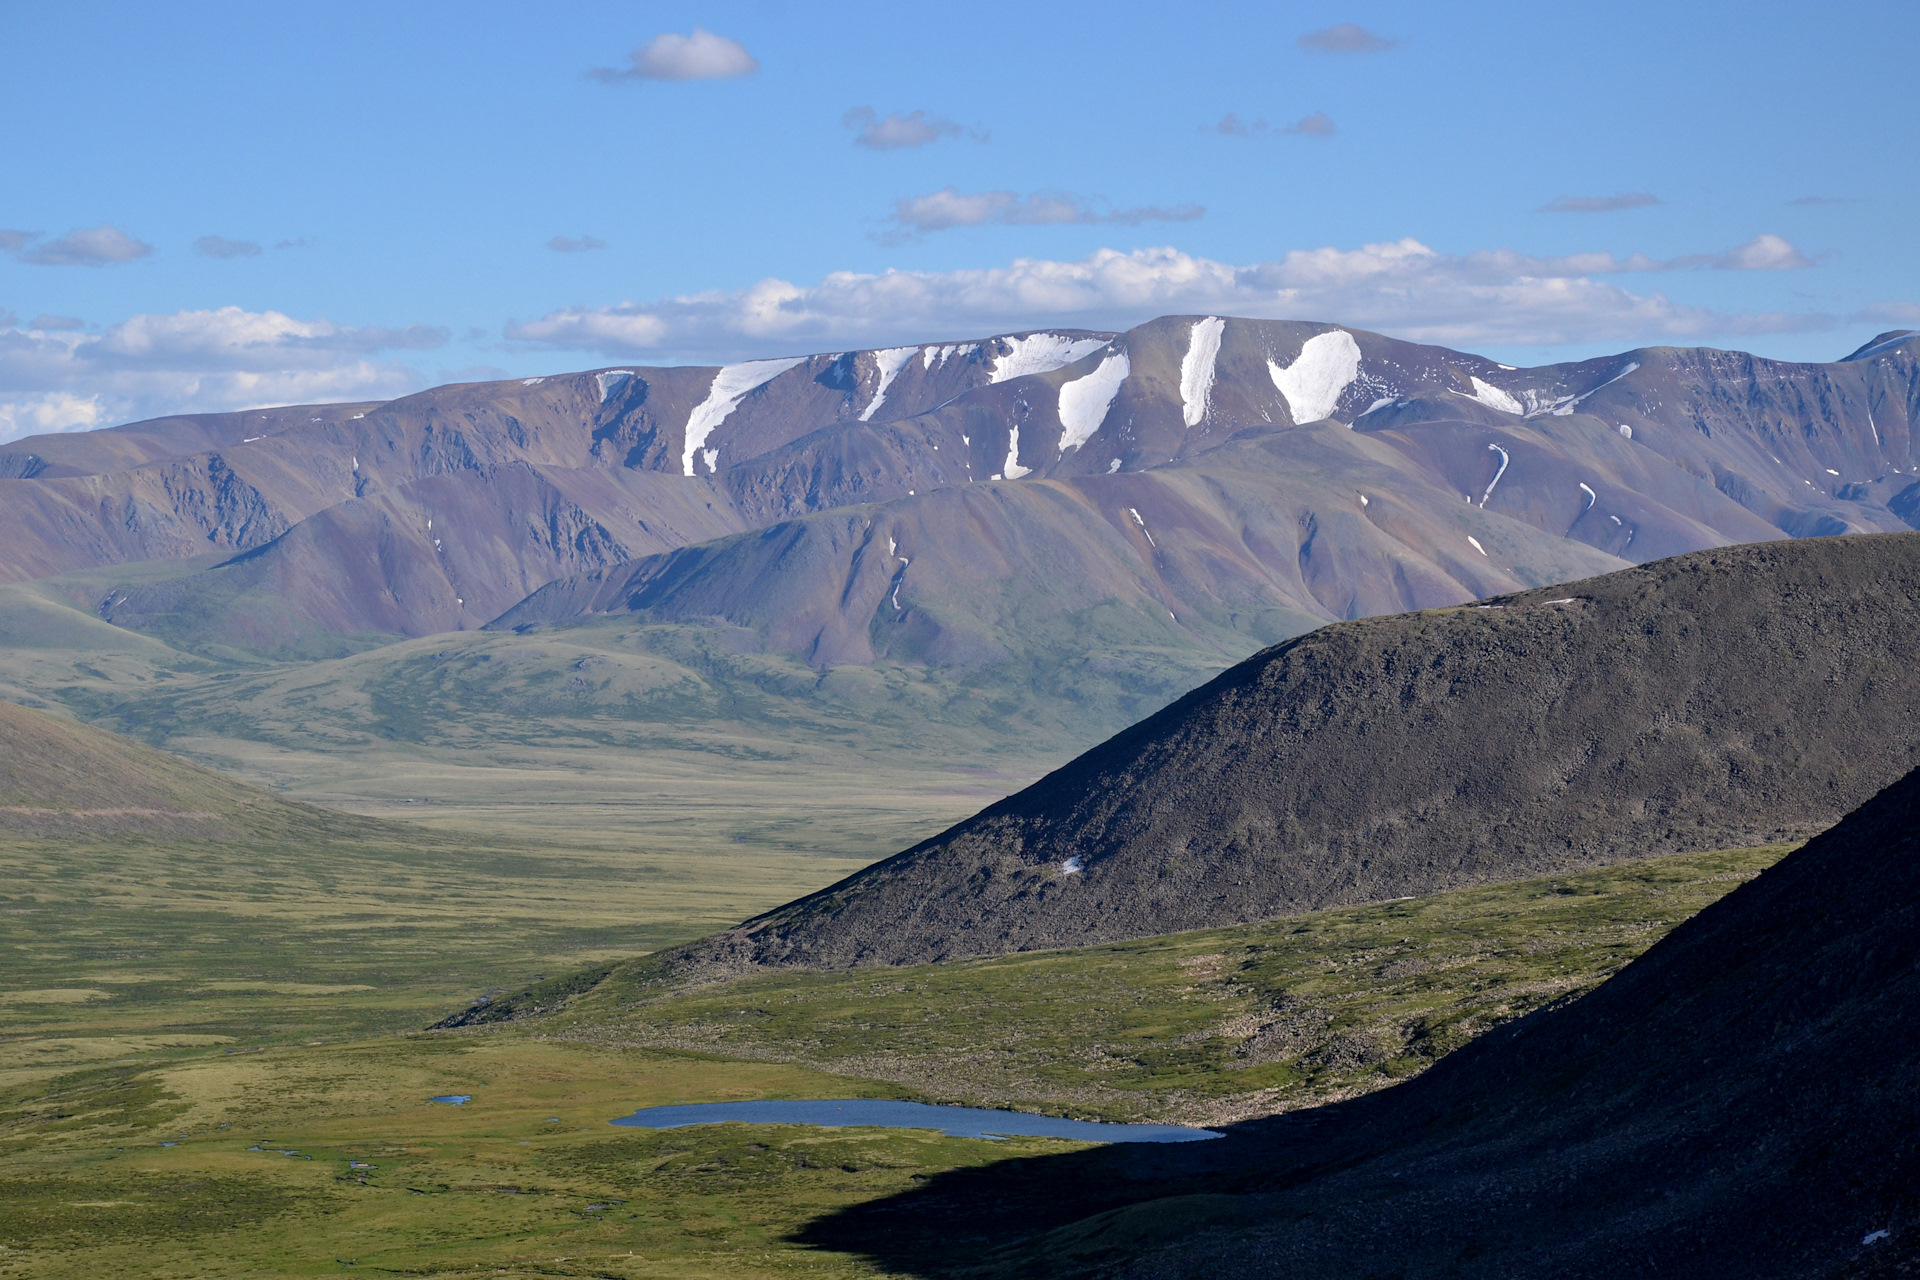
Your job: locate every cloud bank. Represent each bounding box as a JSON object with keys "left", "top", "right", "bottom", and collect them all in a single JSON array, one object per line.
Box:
[
  {"left": 505, "top": 235, "right": 1829, "bottom": 361},
  {"left": 0, "top": 308, "right": 445, "bottom": 443},
  {"left": 589, "top": 28, "right": 758, "bottom": 82}
]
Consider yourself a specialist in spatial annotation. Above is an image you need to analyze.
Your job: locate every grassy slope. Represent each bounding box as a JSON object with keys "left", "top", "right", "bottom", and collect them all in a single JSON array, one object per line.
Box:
[
  {"left": 550, "top": 844, "right": 1790, "bottom": 1125},
  {"left": 0, "top": 843, "right": 1786, "bottom": 1277},
  {"left": 2, "top": 570, "right": 1209, "bottom": 854}
]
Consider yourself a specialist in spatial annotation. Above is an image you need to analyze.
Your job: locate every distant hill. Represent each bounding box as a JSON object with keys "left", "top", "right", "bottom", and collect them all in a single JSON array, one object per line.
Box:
[
  {"left": 0, "top": 319, "right": 1912, "bottom": 664},
  {"left": 802, "top": 748, "right": 1920, "bottom": 1279},
  {"left": 666, "top": 532, "right": 1920, "bottom": 972},
  {"left": 0, "top": 699, "right": 379, "bottom": 840}
]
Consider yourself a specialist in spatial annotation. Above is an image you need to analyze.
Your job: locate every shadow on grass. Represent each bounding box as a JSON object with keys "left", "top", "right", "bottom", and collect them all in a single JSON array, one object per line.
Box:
[{"left": 788, "top": 1111, "right": 1349, "bottom": 1278}]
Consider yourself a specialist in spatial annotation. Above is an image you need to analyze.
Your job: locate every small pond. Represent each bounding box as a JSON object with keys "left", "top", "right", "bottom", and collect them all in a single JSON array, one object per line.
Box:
[{"left": 611, "top": 1099, "right": 1221, "bottom": 1143}]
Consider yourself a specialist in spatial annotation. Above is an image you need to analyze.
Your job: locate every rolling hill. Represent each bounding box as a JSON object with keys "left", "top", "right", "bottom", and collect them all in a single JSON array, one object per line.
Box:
[
  {"left": 0, "top": 697, "right": 378, "bottom": 840},
  {"left": 662, "top": 532, "right": 1920, "bottom": 973}
]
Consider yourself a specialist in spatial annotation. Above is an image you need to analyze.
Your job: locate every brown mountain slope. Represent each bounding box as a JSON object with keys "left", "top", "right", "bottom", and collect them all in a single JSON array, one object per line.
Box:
[
  {"left": 665, "top": 532, "right": 1920, "bottom": 973},
  {"left": 15, "top": 322, "right": 1920, "bottom": 659},
  {"left": 499, "top": 421, "right": 1628, "bottom": 667}
]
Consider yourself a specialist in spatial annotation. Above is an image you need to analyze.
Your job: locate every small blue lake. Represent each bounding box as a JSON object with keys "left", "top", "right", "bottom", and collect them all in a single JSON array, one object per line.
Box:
[{"left": 610, "top": 1099, "right": 1222, "bottom": 1143}]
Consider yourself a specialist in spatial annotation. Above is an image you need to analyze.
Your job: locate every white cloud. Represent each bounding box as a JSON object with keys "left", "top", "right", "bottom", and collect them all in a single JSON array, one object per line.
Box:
[
  {"left": 548, "top": 233, "right": 608, "bottom": 252},
  {"left": 195, "top": 234, "right": 263, "bottom": 258},
  {"left": 1689, "top": 233, "right": 1812, "bottom": 270},
  {"left": 880, "top": 188, "right": 1204, "bottom": 243},
  {"left": 588, "top": 28, "right": 758, "bottom": 82},
  {"left": 1212, "top": 112, "right": 1270, "bottom": 136},
  {"left": 505, "top": 235, "right": 1829, "bottom": 362},
  {"left": 1539, "top": 192, "right": 1661, "bottom": 213},
  {"left": 1298, "top": 23, "right": 1395, "bottom": 53},
  {"left": 0, "top": 307, "right": 445, "bottom": 443},
  {"left": 842, "top": 107, "right": 973, "bottom": 149},
  {"left": 1852, "top": 302, "right": 1920, "bottom": 325},
  {"left": 1283, "top": 111, "right": 1337, "bottom": 137},
  {"left": 10, "top": 224, "right": 153, "bottom": 266}
]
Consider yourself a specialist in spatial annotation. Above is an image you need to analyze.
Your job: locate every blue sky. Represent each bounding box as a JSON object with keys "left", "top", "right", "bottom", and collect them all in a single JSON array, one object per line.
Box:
[{"left": 1, "top": 0, "right": 1914, "bottom": 438}]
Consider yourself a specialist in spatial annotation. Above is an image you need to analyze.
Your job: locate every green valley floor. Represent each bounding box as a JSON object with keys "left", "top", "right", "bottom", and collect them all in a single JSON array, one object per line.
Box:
[{"left": 1, "top": 842, "right": 1788, "bottom": 1278}]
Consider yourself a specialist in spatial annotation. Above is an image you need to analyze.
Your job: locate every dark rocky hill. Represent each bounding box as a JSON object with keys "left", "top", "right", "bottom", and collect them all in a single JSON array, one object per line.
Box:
[
  {"left": 667, "top": 532, "right": 1920, "bottom": 972},
  {"left": 802, "top": 752, "right": 1920, "bottom": 1279}
]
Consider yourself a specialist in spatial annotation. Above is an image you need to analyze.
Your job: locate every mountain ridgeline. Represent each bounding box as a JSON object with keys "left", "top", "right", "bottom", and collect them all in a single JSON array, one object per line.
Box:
[
  {"left": 0, "top": 319, "right": 1914, "bottom": 666},
  {"left": 666, "top": 532, "right": 1920, "bottom": 973}
]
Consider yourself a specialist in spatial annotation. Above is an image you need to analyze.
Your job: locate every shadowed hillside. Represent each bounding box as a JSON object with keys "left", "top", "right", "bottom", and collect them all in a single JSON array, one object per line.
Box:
[
  {"left": 793, "top": 755, "right": 1920, "bottom": 1279},
  {"left": 668, "top": 532, "right": 1920, "bottom": 972}
]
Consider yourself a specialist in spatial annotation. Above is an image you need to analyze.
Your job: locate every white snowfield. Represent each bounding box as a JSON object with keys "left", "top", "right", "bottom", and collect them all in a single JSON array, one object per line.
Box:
[
  {"left": 1268, "top": 329, "right": 1362, "bottom": 425},
  {"left": 681, "top": 357, "right": 807, "bottom": 476},
  {"left": 1179, "top": 316, "right": 1226, "bottom": 427},
  {"left": 860, "top": 347, "right": 919, "bottom": 422},
  {"left": 1002, "top": 425, "right": 1031, "bottom": 479},
  {"left": 1056, "top": 351, "right": 1131, "bottom": 451},
  {"left": 1542, "top": 360, "right": 1640, "bottom": 417},
  {"left": 1579, "top": 482, "right": 1597, "bottom": 511},
  {"left": 595, "top": 370, "right": 634, "bottom": 403},
  {"left": 1467, "top": 535, "right": 1487, "bottom": 556},
  {"left": 923, "top": 342, "right": 978, "bottom": 370},
  {"left": 1468, "top": 377, "right": 1523, "bottom": 415},
  {"left": 990, "top": 333, "right": 1108, "bottom": 384}
]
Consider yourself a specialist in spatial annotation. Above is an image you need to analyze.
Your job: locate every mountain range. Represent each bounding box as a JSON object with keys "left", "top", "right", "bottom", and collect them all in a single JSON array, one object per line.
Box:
[{"left": 3, "top": 319, "right": 1914, "bottom": 676}]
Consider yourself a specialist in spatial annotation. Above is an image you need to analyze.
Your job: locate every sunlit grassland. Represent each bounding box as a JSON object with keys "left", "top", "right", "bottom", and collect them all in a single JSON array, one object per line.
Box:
[
  {"left": 556, "top": 844, "right": 1794, "bottom": 1125},
  {"left": 0, "top": 1035, "right": 1030, "bottom": 1278},
  {"left": 0, "top": 844, "right": 1791, "bottom": 1277}
]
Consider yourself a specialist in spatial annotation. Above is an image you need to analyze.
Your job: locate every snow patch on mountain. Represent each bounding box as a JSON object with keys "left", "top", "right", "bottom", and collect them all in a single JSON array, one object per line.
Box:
[
  {"left": 991, "top": 334, "right": 1108, "bottom": 384},
  {"left": 1179, "top": 317, "right": 1226, "bottom": 427},
  {"left": 681, "top": 357, "right": 807, "bottom": 476},
  {"left": 1057, "top": 351, "right": 1130, "bottom": 451},
  {"left": 1002, "top": 426, "right": 1031, "bottom": 479},
  {"left": 860, "top": 347, "right": 919, "bottom": 422},
  {"left": 1469, "top": 377, "right": 1523, "bottom": 415},
  {"left": 595, "top": 371, "right": 634, "bottom": 402},
  {"left": 1269, "top": 329, "right": 1362, "bottom": 424}
]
